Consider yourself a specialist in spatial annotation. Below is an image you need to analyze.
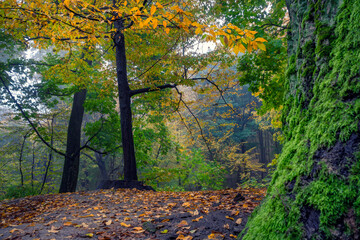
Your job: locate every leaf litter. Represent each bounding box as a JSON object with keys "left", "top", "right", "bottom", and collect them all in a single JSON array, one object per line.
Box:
[{"left": 0, "top": 188, "right": 265, "bottom": 239}]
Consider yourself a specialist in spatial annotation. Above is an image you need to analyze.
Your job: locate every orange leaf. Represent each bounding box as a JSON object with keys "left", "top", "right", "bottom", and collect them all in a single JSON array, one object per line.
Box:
[
  {"left": 120, "top": 222, "right": 131, "bottom": 227},
  {"left": 79, "top": 214, "right": 94, "bottom": 218},
  {"left": 150, "top": 5, "right": 156, "bottom": 15},
  {"left": 192, "top": 216, "right": 203, "bottom": 222},
  {"left": 177, "top": 220, "right": 188, "bottom": 228},
  {"left": 132, "top": 227, "right": 145, "bottom": 233}
]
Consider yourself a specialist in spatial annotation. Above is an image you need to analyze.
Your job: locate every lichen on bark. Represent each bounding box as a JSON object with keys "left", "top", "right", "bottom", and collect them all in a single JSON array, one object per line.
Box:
[{"left": 242, "top": 0, "right": 360, "bottom": 239}]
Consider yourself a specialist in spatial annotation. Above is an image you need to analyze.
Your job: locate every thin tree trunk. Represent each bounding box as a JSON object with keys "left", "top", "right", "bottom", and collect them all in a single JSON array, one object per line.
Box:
[
  {"left": 31, "top": 141, "right": 35, "bottom": 189},
  {"left": 40, "top": 114, "right": 55, "bottom": 194},
  {"left": 18, "top": 134, "right": 28, "bottom": 187}
]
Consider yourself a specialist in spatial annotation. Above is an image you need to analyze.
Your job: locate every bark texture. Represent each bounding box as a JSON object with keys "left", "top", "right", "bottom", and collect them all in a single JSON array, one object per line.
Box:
[{"left": 243, "top": 0, "right": 360, "bottom": 239}]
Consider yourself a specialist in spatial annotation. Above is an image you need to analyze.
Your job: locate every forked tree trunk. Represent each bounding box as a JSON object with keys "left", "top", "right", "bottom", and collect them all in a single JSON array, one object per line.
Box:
[{"left": 243, "top": 0, "right": 360, "bottom": 239}]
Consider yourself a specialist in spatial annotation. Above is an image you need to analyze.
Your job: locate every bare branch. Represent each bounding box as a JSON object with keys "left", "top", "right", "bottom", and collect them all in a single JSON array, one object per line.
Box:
[
  {"left": 130, "top": 83, "right": 177, "bottom": 97},
  {"left": 174, "top": 87, "right": 214, "bottom": 160}
]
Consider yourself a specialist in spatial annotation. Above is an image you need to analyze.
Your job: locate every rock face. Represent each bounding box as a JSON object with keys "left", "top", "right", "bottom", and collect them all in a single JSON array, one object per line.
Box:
[
  {"left": 97, "top": 180, "right": 155, "bottom": 191},
  {"left": 243, "top": 0, "right": 360, "bottom": 239}
]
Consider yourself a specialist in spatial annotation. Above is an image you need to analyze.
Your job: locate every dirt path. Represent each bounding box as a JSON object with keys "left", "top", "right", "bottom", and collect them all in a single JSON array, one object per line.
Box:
[{"left": 0, "top": 188, "right": 265, "bottom": 240}]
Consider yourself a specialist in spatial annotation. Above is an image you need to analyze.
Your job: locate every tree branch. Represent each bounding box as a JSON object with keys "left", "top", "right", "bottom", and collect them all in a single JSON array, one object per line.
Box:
[{"left": 130, "top": 83, "right": 177, "bottom": 97}]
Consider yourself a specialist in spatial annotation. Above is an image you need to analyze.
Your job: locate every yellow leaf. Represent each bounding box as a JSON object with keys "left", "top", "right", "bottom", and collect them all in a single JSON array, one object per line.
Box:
[
  {"left": 165, "top": 28, "right": 170, "bottom": 34},
  {"left": 150, "top": 5, "right": 156, "bottom": 15},
  {"left": 163, "top": 21, "right": 167, "bottom": 28},
  {"left": 257, "top": 42, "right": 266, "bottom": 51},
  {"left": 120, "top": 222, "right": 131, "bottom": 227},
  {"left": 85, "top": 233, "right": 94, "bottom": 237},
  {"left": 225, "top": 216, "right": 234, "bottom": 221}
]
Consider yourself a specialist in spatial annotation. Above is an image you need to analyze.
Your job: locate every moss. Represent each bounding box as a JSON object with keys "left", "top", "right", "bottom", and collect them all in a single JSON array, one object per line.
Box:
[{"left": 243, "top": 0, "right": 360, "bottom": 239}]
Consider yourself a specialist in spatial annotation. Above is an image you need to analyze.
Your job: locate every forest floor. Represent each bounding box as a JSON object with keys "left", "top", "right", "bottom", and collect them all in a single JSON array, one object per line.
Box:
[{"left": 0, "top": 188, "right": 266, "bottom": 240}]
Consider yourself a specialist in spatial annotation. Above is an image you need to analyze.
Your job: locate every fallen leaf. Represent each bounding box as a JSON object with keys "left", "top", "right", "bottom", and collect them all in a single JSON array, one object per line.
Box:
[
  {"left": 161, "top": 219, "right": 170, "bottom": 223},
  {"left": 79, "top": 214, "right": 95, "bottom": 218},
  {"left": 225, "top": 216, "right": 234, "bottom": 221},
  {"left": 230, "top": 234, "right": 237, "bottom": 238},
  {"left": 236, "top": 218, "right": 243, "bottom": 225},
  {"left": 48, "top": 226, "right": 60, "bottom": 233},
  {"left": 120, "top": 222, "right": 131, "bottom": 227},
  {"left": 208, "top": 233, "right": 216, "bottom": 239},
  {"left": 9, "top": 228, "right": 23, "bottom": 233},
  {"left": 224, "top": 223, "right": 229, "bottom": 229},
  {"left": 85, "top": 233, "right": 94, "bottom": 237},
  {"left": 124, "top": 217, "right": 131, "bottom": 221},
  {"left": 105, "top": 220, "right": 112, "bottom": 226},
  {"left": 192, "top": 216, "right": 203, "bottom": 222},
  {"left": 177, "top": 220, "right": 188, "bottom": 228},
  {"left": 161, "top": 229, "right": 168, "bottom": 234},
  {"left": 64, "top": 222, "right": 73, "bottom": 226},
  {"left": 176, "top": 235, "right": 193, "bottom": 240},
  {"left": 44, "top": 220, "right": 57, "bottom": 226},
  {"left": 230, "top": 210, "right": 239, "bottom": 216},
  {"left": 132, "top": 226, "right": 145, "bottom": 233},
  {"left": 243, "top": 203, "right": 249, "bottom": 208},
  {"left": 182, "top": 202, "right": 191, "bottom": 207}
]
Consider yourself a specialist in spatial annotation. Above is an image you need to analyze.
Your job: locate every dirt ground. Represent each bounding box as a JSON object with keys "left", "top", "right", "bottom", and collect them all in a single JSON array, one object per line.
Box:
[{"left": 0, "top": 188, "right": 265, "bottom": 240}]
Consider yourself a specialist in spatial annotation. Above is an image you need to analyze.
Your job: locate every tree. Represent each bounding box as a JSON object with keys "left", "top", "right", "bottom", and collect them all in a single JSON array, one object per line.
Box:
[
  {"left": 1, "top": 0, "right": 266, "bottom": 190},
  {"left": 243, "top": 0, "right": 360, "bottom": 239}
]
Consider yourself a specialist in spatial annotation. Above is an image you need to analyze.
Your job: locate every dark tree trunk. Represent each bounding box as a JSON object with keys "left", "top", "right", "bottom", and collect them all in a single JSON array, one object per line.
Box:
[
  {"left": 244, "top": 0, "right": 360, "bottom": 239},
  {"left": 59, "top": 89, "right": 87, "bottom": 193},
  {"left": 113, "top": 20, "right": 137, "bottom": 181}
]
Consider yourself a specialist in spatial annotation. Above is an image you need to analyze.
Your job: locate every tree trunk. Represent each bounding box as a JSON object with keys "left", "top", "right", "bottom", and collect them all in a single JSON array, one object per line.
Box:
[
  {"left": 244, "top": 0, "right": 360, "bottom": 239},
  {"left": 18, "top": 134, "right": 28, "bottom": 187},
  {"left": 59, "top": 89, "right": 87, "bottom": 193},
  {"left": 114, "top": 20, "right": 138, "bottom": 181}
]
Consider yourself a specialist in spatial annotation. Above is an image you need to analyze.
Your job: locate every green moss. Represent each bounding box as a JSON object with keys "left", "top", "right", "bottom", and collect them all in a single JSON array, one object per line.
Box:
[{"left": 243, "top": 0, "right": 360, "bottom": 239}]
